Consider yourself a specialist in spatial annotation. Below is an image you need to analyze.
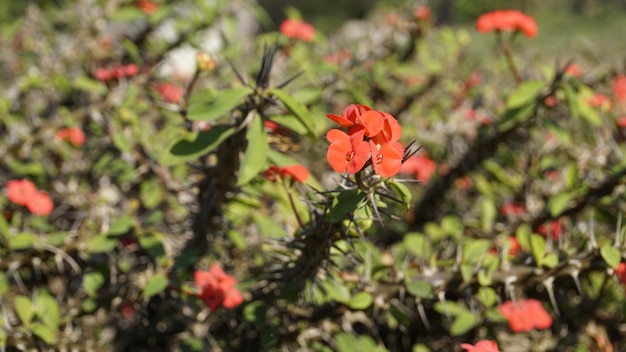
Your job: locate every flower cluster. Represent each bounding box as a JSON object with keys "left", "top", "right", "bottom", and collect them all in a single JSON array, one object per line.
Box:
[
  {"left": 56, "top": 126, "right": 86, "bottom": 147},
  {"left": 135, "top": 0, "right": 158, "bottom": 15},
  {"left": 6, "top": 179, "right": 54, "bottom": 216},
  {"left": 94, "top": 63, "right": 140, "bottom": 82},
  {"left": 326, "top": 104, "right": 404, "bottom": 178},
  {"left": 498, "top": 299, "right": 552, "bottom": 332},
  {"left": 279, "top": 18, "right": 315, "bottom": 42},
  {"left": 194, "top": 264, "right": 243, "bottom": 310},
  {"left": 460, "top": 340, "right": 500, "bottom": 352},
  {"left": 400, "top": 155, "right": 436, "bottom": 182},
  {"left": 155, "top": 82, "right": 184, "bottom": 104},
  {"left": 476, "top": 10, "right": 538, "bottom": 38},
  {"left": 263, "top": 164, "right": 309, "bottom": 183}
]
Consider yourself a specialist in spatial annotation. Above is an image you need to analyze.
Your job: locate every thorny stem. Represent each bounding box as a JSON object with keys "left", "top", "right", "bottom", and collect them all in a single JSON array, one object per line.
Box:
[
  {"left": 495, "top": 30, "right": 523, "bottom": 84},
  {"left": 282, "top": 178, "right": 305, "bottom": 228}
]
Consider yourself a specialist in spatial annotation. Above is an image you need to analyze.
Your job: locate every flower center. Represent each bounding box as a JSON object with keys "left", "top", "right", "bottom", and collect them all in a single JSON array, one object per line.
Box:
[
  {"left": 375, "top": 153, "right": 383, "bottom": 165},
  {"left": 345, "top": 151, "right": 355, "bottom": 161}
]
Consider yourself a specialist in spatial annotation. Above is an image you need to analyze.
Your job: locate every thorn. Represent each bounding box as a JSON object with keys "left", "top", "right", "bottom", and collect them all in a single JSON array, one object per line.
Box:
[
  {"left": 416, "top": 299, "right": 431, "bottom": 329},
  {"left": 437, "top": 290, "right": 451, "bottom": 320},
  {"left": 276, "top": 71, "right": 304, "bottom": 89},
  {"left": 504, "top": 276, "right": 517, "bottom": 301},
  {"left": 589, "top": 211, "right": 598, "bottom": 250},
  {"left": 543, "top": 276, "right": 560, "bottom": 315},
  {"left": 570, "top": 268, "right": 584, "bottom": 296}
]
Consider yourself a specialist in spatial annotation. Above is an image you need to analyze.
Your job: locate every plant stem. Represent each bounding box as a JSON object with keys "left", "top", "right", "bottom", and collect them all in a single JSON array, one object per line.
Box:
[{"left": 496, "top": 31, "right": 522, "bottom": 84}]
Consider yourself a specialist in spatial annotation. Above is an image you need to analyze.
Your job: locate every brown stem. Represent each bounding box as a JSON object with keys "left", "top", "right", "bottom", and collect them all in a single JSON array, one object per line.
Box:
[
  {"left": 496, "top": 30, "right": 523, "bottom": 84},
  {"left": 282, "top": 178, "right": 305, "bottom": 228}
]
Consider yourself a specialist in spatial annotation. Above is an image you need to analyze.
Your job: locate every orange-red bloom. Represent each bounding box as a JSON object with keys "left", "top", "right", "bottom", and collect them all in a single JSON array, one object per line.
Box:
[
  {"left": 460, "top": 340, "right": 501, "bottom": 352},
  {"left": 194, "top": 264, "right": 244, "bottom": 310},
  {"left": 6, "top": 179, "right": 37, "bottom": 206},
  {"left": 94, "top": 67, "right": 112, "bottom": 81},
  {"left": 413, "top": 5, "right": 431, "bottom": 21},
  {"left": 326, "top": 129, "right": 370, "bottom": 174},
  {"left": 136, "top": 0, "right": 158, "bottom": 14},
  {"left": 26, "top": 191, "right": 54, "bottom": 216},
  {"left": 587, "top": 93, "right": 612, "bottom": 110},
  {"left": 369, "top": 140, "right": 404, "bottom": 178},
  {"left": 564, "top": 63, "right": 582, "bottom": 77},
  {"left": 476, "top": 10, "right": 538, "bottom": 38},
  {"left": 498, "top": 299, "right": 552, "bottom": 332},
  {"left": 616, "top": 263, "right": 626, "bottom": 289},
  {"left": 56, "top": 126, "right": 86, "bottom": 147},
  {"left": 155, "top": 82, "right": 184, "bottom": 104},
  {"left": 280, "top": 18, "right": 315, "bottom": 42},
  {"left": 500, "top": 202, "right": 525, "bottom": 217},
  {"left": 400, "top": 155, "right": 436, "bottom": 182},
  {"left": 263, "top": 164, "right": 309, "bottom": 183},
  {"left": 536, "top": 219, "right": 562, "bottom": 239},
  {"left": 613, "top": 75, "right": 626, "bottom": 103}
]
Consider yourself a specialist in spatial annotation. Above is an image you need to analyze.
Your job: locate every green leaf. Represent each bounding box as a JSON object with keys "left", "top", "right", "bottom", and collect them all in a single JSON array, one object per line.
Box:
[
  {"left": 441, "top": 215, "right": 463, "bottom": 239},
  {"left": 0, "top": 214, "right": 9, "bottom": 238},
  {"left": 403, "top": 232, "right": 430, "bottom": 259},
  {"left": 269, "top": 87, "right": 316, "bottom": 138},
  {"left": 107, "top": 216, "right": 135, "bottom": 236},
  {"left": 86, "top": 234, "right": 118, "bottom": 253},
  {"left": 83, "top": 271, "right": 105, "bottom": 297},
  {"left": 238, "top": 113, "right": 269, "bottom": 185},
  {"left": 326, "top": 189, "right": 366, "bottom": 223},
  {"left": 349, "top": 292, "right": 373, "bottom": 310},
  {"left": 412, "top": 344, "right": 431, "bottom": 352},
  {"left": 460, "top": 264, "right": 473, "bottom": 283},
  {"left": 322, "top": 280, "right": 351, "bottom": 303},
  {"left": 547, "top": 192, "right": 574, "bottom": 216},
  {"left": 450, "top": 312, "right": 477, "bottom": 336},
  {"left": 601, "top": 243, "right": 621, "bottom": 269},
  {"left": 507, "top": 80, "right": 544, "bottom": 108},
  {"left": 335, "top": 332, "right": 356, "bottom": 352},
  {"left": 143, "top": 274, "right": 169, "bottom": 297},
  {"left": 9, "top": 233, "right": 38, "bottom": 250},
  {"left": 243, "top": 301, "right": 266, "bottom": 323},
  {"left": 122, "top": 39, "right": 142, "bottom": 65},
  {"left": 14, "top": 295, "right": 34, "bottom": 325},
  {"left": 578, "top": 98, "right": 602, "bottom": 126},
  {"left": 388, "top": 181, "right": 412, "bottom": 209},
  {"left": 477, "top": 287, "right": 497, "bottom": 308},
  {"left": 405, "top": 280, "right": 434, "bottom": 299},
  {"left": 30, "top": 323, "right": 56, "bottom": 345},
  {"left": 0, "top": 273, "right": 8, "bottom": 296},
  {"left": 227, "top": 229, "right": 247, "bottom": 249},
  {"left": 497, "top": 102, "right": 535, "bottom": 132},
  {"left": 35, "top": 290, "right": 60, "bottom": 331},
  {"left": 112, "top": 132, "right": 133, "bottom": 152},
  {"left": 480, "top": 198, "right": 496, "bottom": 233},
  {"left": 140, "top": 178, "right": 164, "bottom": 209},
  {"left": 543, "top": 253, "right": 559, "bottom": 268},
  {"left": 139, "top": 233, "right": 167, "bottom": 266},
  {"left": 187, "top": 86, "right": 252, "bottom": 121},
  {"left": 463, "top": 239, "right": 492, "bottom": 264},
  {"left": 516, "top": 223, "right": 532, "bottom": 251},
  {"left": 530, "top": 234, "right": 546, "bottom": 267},
  {"left": 165, "top": 125, "right": 235, "bottom": 163},
  {"left": 72, "top": 76, "right": 107, "bottom": 95}
]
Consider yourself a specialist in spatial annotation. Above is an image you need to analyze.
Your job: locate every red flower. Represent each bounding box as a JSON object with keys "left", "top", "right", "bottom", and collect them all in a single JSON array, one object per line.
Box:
[
  {"left": 413, "top": 5, "right": 431, "bottom": 21},
  {"left": 124, "top": 63, "right": 139, "bottom": 77},
  {"left": 326, "top": 129, "right": 370, "bottom": 174},
  {"left": 26, "top": 191, "right": 54, "bottom": 216},
  {"left": 263, "top": 164, "right": 309, "bottom": 183},
  {"left": 613, "top": 75, "right": 626, "bottom": 103},
  {"left": 536, "top": 219, "right": 562, "bottom": 239},
  {"left": 94, "top": 67, "right": 112, "bottom": 81},
  {"left": 370, "top": 112, "right": 402, "bottom": 144},
  {"left": 6, "top": 179, "right": 37, "bottom": 206},
  {"left": 544, "top": 95, "right": 557, "bottom": 107},
  {"left": 136, "top": 0, "right": 158, "bottom": 14},
  {"left": 280, "top": 18, "right": 315, "bottom": 42},
  {"left": 617, "top": 116, "right": 626, "bottom": 127},
  {"left": 56, "top": 126, "right": 86, "bottom": 147},
  {"left": 369, "top": 140, "right": 404, "bottom": 178},
  {"left": 400, "top": 155, "right": 436, "bottom": 182},
  {"left": 323, "top": 49, "right": 351, "bottom": 65},
  {"left": 194, "top": 264, "right": 244, "bottom": 310},
  {"left": 565, "top": 63, "right": 582, "bottom": 77},
  {"left": 476, "top": 10, "right": 538, "bottom": 38},
  {"left": 460, "top": 340, "right": 501, "bottom": 352},
  {"left": 498, "top": 299, "right": 552, "bottom": 332},
  {"left": 587, "top": 93, "right": 612, "bottom": 110},
  {"left": 326, "top": 104, "right": 373, "bottom": 130},
  {"left": 500, "top": 202, "right": 525, "bottom": 217},
  {"left": 155, "top": 82, "right": 184, "bottom": 104},
  {"left": 616, "top": 262, "right": 626, "bottom": 286}
]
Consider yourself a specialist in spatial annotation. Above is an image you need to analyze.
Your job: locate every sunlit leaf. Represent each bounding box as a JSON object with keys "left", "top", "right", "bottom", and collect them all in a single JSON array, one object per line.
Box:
[
  {"left": 601, "top": 243, "right": 621, "bottom": 269},
  {"left": 187, "top": 86, "right": 252, "bottom": 121},
  {"left": 14, "top": 295, "right": 34, "bottom": 325},
  {"left": 238, "top": 113, "right": 269, "bottom": 185},
  {"left": 143, "top": 274, "right": 169, "bottom": 297},
  {"left": 269, "top": 87, "right": 316, "bottom": 138}
]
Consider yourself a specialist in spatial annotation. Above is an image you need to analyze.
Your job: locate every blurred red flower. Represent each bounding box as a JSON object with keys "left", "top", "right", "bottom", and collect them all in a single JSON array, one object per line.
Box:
[
  {"left": 400, "top": 155, "right": 436, "bottom": 182},
  {"left": 6, "top": 179, "right": 37, "bottom": 206},
  {"left": 413, "top": 5, "right": 431, "bottom": 21},
  {"left": 587, "top": 93, "right": 612, "bottom": 110},
  {"left": 476, "top": 10, "right": 538, "bottom": 38},
  {"left": 136, "top": 0, "right": 158, "bottom": 14},
  {"left": 263, "top": 164, "right": 309, "bottom": 183},
  {"left": 498, "top": 299, "right": 552, "bottom": 332},
  {"left": 194, "top": 264, "right": 243, "bottom": 310},
  {"left": 536, "top": 219, "right": 563, "bottom": 239},
  {"left": 500, "top": 202, "right": 525, "bottom": 217},
  {"left": 26, "top": 191, "right": 54, "bottom": 216},
  {"left": 323, "top": 49, "right": 351, "bottom": 65},
  {"left": 460, "top": 340, "right": 501, "bottom": 352},
  {"left": 564, "top": 63, "right": 582, "bottom": 77},
  {"left": 56, "top": 126, "right": 86, "bottom": 147},
  {"left": 124, "top": 63, "right": 139, "bottom": 77},
  {"left": 616, "top": 262, "right": 626, "bottom": 287},
  {"left": 280, "top": 18, "right": 315, "bottom": 42},
  {"left": 94, "top": 67, "right": 112, "bottom": 81},
  {"left": 155, "top": 82, "right": 184, "bottom": 104},
  {"left": 617, "top": 116, "right": 626, "bottom": 127},
  {"left": 612, "top": 75, "right": 626, "bottom": 103}
]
